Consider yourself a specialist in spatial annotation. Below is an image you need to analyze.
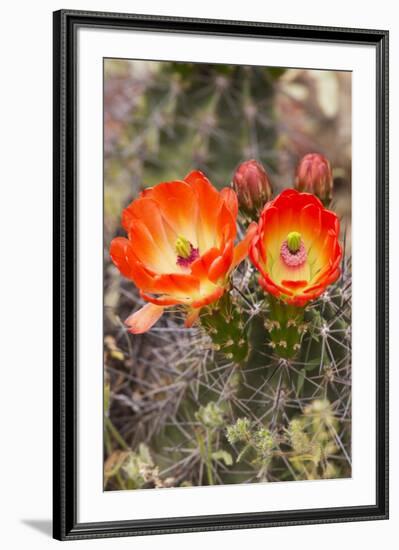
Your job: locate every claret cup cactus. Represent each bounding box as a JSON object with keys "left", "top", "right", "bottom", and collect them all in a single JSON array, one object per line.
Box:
[{"left": 105, "top": 151, "right": 351, "bottom": 490}]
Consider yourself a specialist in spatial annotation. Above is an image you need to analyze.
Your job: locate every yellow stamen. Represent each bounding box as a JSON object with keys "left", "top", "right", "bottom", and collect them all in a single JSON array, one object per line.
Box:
[{"left": 175, "top": 235, "right": 191, "bottom": 259}]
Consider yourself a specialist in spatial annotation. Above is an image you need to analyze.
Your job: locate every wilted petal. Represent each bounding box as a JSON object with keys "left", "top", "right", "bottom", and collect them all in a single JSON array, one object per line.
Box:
[{"left": 125, "top": 303, "right": 164, "bottom": 334}]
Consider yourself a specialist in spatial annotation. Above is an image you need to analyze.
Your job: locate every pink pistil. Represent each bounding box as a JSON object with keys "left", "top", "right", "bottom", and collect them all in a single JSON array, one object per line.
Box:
[
  {"left": 280, "top": 240, "right": 307, "bottom": 268},
  {"left": 177, "top": 245, "right": 200, "bottom": 267}
]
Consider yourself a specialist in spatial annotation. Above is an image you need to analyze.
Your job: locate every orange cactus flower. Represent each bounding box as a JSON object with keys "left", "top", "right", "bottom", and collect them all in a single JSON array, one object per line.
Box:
[
  {"left": 249, "top": 189, "right": 342, "bottom": 307},
  {"left": 110, "top": 170, "right": 257, "bottom": 333}
]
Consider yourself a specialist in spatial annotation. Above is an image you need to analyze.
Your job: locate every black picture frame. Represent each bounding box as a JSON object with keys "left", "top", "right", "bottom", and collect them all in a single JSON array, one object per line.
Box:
[{"left": 53, "top": 9, "right": 389, "bottom": 541}]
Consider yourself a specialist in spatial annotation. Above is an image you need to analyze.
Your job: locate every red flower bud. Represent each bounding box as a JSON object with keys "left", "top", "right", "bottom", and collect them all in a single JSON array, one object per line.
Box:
[
  {"left": 232, "top": 159, "right": 273, "bottom": 218},
  {"left": 294, "top": 153, "right": 333, "bottom": 203}
]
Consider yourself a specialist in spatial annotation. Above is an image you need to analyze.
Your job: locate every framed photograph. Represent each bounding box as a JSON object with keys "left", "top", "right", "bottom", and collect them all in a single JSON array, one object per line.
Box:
[{"left": 53, "top": 9, "right": 389, "bottom": 541}]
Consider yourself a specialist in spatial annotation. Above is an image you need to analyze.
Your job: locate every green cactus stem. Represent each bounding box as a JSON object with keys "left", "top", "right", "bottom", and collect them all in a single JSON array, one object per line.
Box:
[
  {"left": 200, "top": 291, "right": 250, "bottom": 364},
  {"left": 265, "top": 296, "right": 307, "bottom": 359}
]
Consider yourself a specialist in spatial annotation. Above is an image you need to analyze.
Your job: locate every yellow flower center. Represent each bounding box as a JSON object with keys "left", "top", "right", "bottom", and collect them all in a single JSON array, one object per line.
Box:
[
  {"left": 175, "top": 235, "right": 200, "bottom": 268},
  {"left": 175, "top": 235, "right": 192, "bottom": 259}
]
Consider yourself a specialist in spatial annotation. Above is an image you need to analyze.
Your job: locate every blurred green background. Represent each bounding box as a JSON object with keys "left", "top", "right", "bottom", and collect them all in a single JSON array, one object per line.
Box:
[{"left": 104, "top": 59, "right": 351, "bottom": 247}]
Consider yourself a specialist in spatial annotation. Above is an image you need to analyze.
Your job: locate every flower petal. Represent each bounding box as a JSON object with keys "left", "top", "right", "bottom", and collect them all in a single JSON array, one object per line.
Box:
[
  {"left": 185, "top": 170, "right": 226, "bottom": 250},
  {"left": 122, "top": 197, "right": 177, "bottom": 264},
  {"left": 299, "top": 203, "right": 322, "bottom": 243},
  {"left": 125, "top": 303, "right": 164, "bottom": 334},
  {"left": 154, "top": 273, "right": 200, "bottom": 296},
  {"left": 220, "top": 187, "right": 238, "bottom": 219},
  {"left": 141, "top": 180, "right": 199, "bottom": 246},
  {"left": 109, "top": 237, "right": 135, "bottom": 279},
  {"left": 232, "top": 221, "right": 257, "bottom": 268},
  {"left": 110, "top": 237, "right": 156, "bottom": 291},
  {"left": 185, "top": 309, "right": 200, "bottom": 327},
  {"left": 216, "top": 201, "right": 237, "bottom": 247},
  {"left": 129, "top": 219, "right": 175, "bottom": 273},
  {"left": 191, "top": 286, "right": 225, "bottom": 308},
  {"left": 140, "top": 291, "right": 185, "bottom": 306},
  {"left": 190, "top": 248, "right": 221, "bottom": 280},
  {"left": 281, "top": 279, "right": 308, "bottom": 289},
  {"left": 208, "top": 239, "right": 234, "bottom": 283},
  {"left": 258, "top": 275, "right": 293, "bottom": 297}
]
